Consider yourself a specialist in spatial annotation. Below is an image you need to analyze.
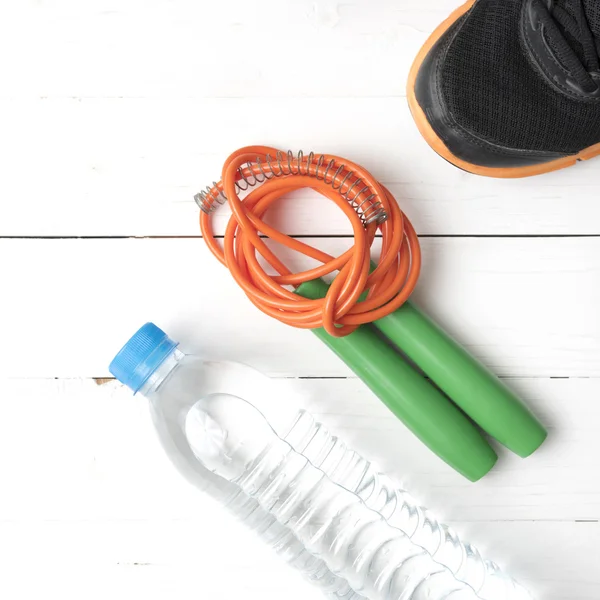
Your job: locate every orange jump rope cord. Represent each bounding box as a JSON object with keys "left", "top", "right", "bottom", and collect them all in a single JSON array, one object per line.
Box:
[{"left": 199, "top": 146, "right": 421, "bottom": 338}]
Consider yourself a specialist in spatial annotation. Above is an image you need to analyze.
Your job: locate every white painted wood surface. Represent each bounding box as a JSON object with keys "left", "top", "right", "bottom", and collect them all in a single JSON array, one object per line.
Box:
[
  {"left": 1, "top": 0, "right": 598, "bottom": 599},
  {"left": 2, "top": 237, "right": 600, "bottom": 378}
]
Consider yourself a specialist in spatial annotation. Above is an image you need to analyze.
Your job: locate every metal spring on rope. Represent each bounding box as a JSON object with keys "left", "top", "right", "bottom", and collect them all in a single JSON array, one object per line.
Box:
[{"left": 194, "top": 150, "right": 388, "bottom": 226}]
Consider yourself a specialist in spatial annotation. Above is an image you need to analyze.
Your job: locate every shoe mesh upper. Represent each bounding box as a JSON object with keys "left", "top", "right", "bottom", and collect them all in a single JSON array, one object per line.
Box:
[
  {"left": 555, "top": 0, "right": 600, "bottom": 69},
  {"left": 440, "top": 0, "right": 600, "bottom": 154}
]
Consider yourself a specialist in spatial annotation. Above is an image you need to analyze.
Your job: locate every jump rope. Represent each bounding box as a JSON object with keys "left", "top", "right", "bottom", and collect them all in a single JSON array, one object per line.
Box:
[
  {"left": 198, "top": 145, "right": 420, "bottom": 337},
  {"left": 196, "top": 146, "right": 547, "bottom": 481}
]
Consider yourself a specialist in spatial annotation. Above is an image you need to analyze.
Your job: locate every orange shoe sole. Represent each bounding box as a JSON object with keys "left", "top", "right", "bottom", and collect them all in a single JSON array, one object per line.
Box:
[{"left": 406, "top": 0, "right": 600, "bottom": 178}]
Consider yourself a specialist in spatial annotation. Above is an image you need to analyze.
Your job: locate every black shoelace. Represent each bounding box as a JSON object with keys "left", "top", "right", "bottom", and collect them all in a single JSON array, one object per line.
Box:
[{"left": 536, "top": 0, "right": 600, "bottom": 92}]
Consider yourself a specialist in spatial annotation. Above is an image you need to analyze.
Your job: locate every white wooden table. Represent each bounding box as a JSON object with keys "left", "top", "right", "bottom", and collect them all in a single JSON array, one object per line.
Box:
[{"left": 1, "top": 1, "right": 598, "bottom": 598}]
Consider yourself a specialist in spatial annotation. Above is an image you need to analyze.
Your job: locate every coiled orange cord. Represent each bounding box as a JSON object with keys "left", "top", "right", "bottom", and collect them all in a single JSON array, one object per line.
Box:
[{"left": 199, "top": 146, "right": 421, "bottom": 338}]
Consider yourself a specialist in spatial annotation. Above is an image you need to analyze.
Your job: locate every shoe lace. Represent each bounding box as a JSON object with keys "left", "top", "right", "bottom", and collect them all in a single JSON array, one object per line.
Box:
[{"left": 536, "top": 0, "right": 600, "bottom": 93}]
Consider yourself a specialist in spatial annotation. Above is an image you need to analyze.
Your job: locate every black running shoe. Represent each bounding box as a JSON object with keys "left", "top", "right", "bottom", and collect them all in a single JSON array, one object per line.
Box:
[{"left": 408, "top": 0, "right": 600, "bottom": 178}]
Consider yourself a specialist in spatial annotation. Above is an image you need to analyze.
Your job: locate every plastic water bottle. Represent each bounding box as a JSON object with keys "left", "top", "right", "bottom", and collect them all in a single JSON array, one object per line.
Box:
[
  {"left": 189, "top": 391, "right": 488, "bottom": 600},
  {"left": 109, "top": 323, "right": 532, "bottom": 600}
]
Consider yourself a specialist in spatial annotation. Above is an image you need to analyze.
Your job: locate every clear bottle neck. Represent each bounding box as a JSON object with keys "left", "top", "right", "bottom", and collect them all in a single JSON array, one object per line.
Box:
[{"left": 139, "top": 348, "right": 185, "bottom": 397}]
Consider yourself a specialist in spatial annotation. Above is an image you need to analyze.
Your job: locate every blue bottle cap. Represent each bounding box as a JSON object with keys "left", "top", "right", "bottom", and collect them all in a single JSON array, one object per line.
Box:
[{"left": 109, "top": 323, "right": 179, "bottom": 394}]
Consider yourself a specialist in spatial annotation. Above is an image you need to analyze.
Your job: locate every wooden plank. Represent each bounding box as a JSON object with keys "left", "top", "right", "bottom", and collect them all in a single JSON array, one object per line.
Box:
[
  {"left": 0, "top": 377, "right": 597, "bottom": 599},
  {"left": 2, "top": 97, "right": 600, "bottom": 236},
  {"left": 1, "top": 237, "right": 598, "bottom": 377},
  {"left": 0, "top": 0, "right": 455, "bottom": 99},
  {"left": 0, "top": 520, "right": 597, "bottom": 600},
  {"left": 1, "top": 377, "right": 596, "bottom": 522}
]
